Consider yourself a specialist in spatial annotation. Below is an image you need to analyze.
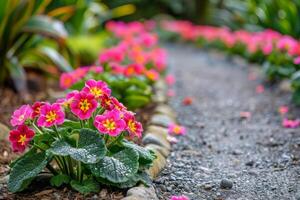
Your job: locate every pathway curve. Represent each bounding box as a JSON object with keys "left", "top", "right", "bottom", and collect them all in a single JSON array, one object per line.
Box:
[{"left": 154, "top": 44, "right": 300, "bottom": 200}]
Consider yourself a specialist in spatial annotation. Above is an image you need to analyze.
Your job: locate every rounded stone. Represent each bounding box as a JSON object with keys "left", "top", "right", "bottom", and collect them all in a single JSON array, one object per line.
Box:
[{"left": 220, "top": 179, "right": 233, "bottom": 189}]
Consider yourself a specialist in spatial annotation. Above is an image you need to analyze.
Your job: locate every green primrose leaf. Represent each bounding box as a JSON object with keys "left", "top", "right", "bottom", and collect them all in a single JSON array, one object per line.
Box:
[
  {"left": 89, "top": 148, "right": 139, "bottom": 183},
  {"left": 62, "top": 120, "right": 81, "bottom": 129},
  {"left": 70, "top": 178, "right": 100, "bottom": 194},
  {"left": 124, "top": 95, "right": 151, "bottom": 110},
  {"left": 34, "top": 133, "right": 54, "bottom": 150},
  {"left": 123, "top": 141, "right": 156, "bottom": 168},
  {"left": 9, "top": 147, "right": 37, "bottom": 168},
  {"left": 8, "top": 151, "right": 52, "bottom": 193},
  {"left": 48, "top": 128, "right": 106, "bottom": 164},
  {"left": 96, "top": 171, "right": 152, "bottom": 189},
  {"left": 50, "top": 174, "right": 71, "bottom": 187}
]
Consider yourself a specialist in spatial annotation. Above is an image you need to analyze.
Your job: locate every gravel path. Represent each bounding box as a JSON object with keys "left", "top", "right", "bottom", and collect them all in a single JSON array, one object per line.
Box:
[{"left": 154, "top": 44, "right": 300, "bottom": 200}]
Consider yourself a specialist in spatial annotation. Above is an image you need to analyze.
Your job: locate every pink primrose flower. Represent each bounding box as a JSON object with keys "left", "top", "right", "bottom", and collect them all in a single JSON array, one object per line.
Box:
[
  {"left": 170, "top": 195, "right": 190, "bottom": 200},
  {"left": 10, "top": 105, "right": 33, "bottom": 127},
  {"left": 37, "top": 103, "right": 65, "bottom": 127},
  {"left": 282, "top": 118, "right": 300, "bottom": 128},
  {"left": 94, "top": 109, "right": 126, "bottom": 137},
  {"left": 168, "top": 123, "right": 186, "bottom": 135},
  {"left": 278, "top": 106, "right": 289, "bottom": 115},
  {"left": 70, "top": 92, "right": 98, "bottom": 120},
  {"left": 9, "top": 125, "right": 35, "bottom": 153},
  {"left": 165, "top": 74, "right": 176, "bottom": 86},
  {"left": 82, "top": 79, "right": 111, "bottom": 99},
  {"left": 123, "top": 111, "right": 143, "bottom": 138}
]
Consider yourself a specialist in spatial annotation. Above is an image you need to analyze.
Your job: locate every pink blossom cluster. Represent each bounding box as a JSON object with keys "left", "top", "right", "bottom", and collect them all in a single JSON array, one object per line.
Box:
[
  {"left": 278, "top": 105, "right": 300, "bottom": 128},
  {"left": 161, "top": 20, "right": 300, "bottom": 64},
  {"left": 60, "top": 21, "right": 169, "bottom": 90},
  {"left": 60, "top": 66, "right": 103, "bottom": 89},
  {"left": 100, "top": 21, "right": 167, "bottom": 78},
  {"left": 9, "top": 79, "right": 143, "bottom": 153}
]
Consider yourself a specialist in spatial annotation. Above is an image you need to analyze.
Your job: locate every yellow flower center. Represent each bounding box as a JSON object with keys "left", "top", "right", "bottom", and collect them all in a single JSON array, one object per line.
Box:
[
  {"left": 128, "top": 120, "right": 136, "bottom": 132},
  {"left": 46, "top": 111, "right": 57, "bottom": 122},
  {"left": 18, "top": 134, "right": 27, "bottom": 145},
  {"left": 103, "top": 119, "right": 116, "bottom": 130},
  {"left": 79, "top": 99, "right": 91, "bottom": 112},
  {"left": 173, "top": 126, "right": 181, "bottom": 134},
  {"left": 90, "top": 87, "right": 102, "bottom": 98}
]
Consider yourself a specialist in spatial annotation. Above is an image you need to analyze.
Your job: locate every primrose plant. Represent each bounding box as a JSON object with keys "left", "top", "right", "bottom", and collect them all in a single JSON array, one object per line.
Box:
[{"left": 8, "top": 79, "right": 156, "bottom": 194}]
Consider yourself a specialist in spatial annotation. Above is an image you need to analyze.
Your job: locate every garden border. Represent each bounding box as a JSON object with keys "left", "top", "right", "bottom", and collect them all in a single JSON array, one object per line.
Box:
[{"left": 122, "top": 79, "right": 176, "bottom": 200}]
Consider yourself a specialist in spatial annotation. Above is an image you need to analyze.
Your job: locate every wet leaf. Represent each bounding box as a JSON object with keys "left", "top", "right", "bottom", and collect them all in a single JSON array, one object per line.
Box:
[
  {"left": 123, "top": 141, "right": 156, "bottom": 167},
  {"left": 48, "top": 128, "right": 106, "bottom": 164},
  {"left": 89, "top": 148, "right": 139, "bottom": 183},
  {"left": 8, "top": 151, "right": 51, "bottom": 192}
]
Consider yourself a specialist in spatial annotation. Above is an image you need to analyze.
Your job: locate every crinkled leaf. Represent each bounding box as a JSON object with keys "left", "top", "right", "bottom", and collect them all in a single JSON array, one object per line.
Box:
[
  {"left": 48, "top": 128, "right": 106, "bottom": 164},
  {"left": 70, "top": 178, "right": 100, "bottom": 194},
  {"left": 123, "top": 141, "right": 156, "bottom": 167},
  {"left": 50, "top": 174, "right": 70, "bottom": 187},
  {"left": 9, "top": 147, "right": 37, "bottom": 168},
  {"left": 89, "top": 148, "right": 139, "bottom": 183},
  {"left": 96, "top": 171, "right": 151, "bottom": 189},
  {"left": 8, "top": 151, "right": 51, "bottom": 193}
]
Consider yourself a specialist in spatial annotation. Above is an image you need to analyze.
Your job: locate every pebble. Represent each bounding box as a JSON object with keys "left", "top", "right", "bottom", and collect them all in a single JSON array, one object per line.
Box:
[{"left": 220, "top": 179, "right": 233, "bottom": 189}]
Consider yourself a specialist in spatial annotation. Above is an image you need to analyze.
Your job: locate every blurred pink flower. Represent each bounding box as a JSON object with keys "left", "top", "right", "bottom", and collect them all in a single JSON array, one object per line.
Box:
[
  {"left": 10, "top": 105, "right": 33, "bottom": 126},
  {"left": 294, "top": 56, "right": 300, "bottom": 65},
  {"left": 170, "top": 195, "right": 190, "bottom": 200},
  {"left": 240, "top": 111, "right": 251, "bottom": 119},
  {"left": 256, "top": 85, "right": 265, "bottom": 94},
  {"left": 278, "top": 106, "right": 289, "bottom": 115},
  {"left": 168, "top": 123, "right": 186, "bottom": 135},
  {"left": 282, "top": 118, "right": 300, "bottom": 128},
  {"left": 165, "top": 74, "right": 176, "bottom": 86},
  {"left": 167, "top": 89, "right": 176, "bottom": 97}
]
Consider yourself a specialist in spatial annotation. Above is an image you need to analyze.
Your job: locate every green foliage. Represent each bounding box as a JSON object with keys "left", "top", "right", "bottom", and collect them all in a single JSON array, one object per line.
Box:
[
  {"left": 66, "top": 32, "right": 108, "bottom": 65},
  {"left": 8, "top": 126, "right": 155, "bottom": 194},
  {"left": 70, "top": 178, "right": 100, "bottom": 194},
  {"left": 122, "top": 141, "right": 156, "bottom": 168},
  {"left": 0, "top": 0, "right": 73, "bottom": 92},
  {"left": 89, "top": 148, "right": 139, "bottom": 183},
  {"left": 70, "top": 72, "right": 153, "bottom": 110},
  {"left": 48, "top": 128, "right": 106, "bottom": 164},
  {"left": 50, "top": 174, "right": 71, "bottom": 187},
  {"left": 8, "top": 150, "right": 51, "bottom": 192},
  {"left": 210, "top": 0, "right": 300, "bottom": 38},
  {"left": 291, "top": 72, "right": 300, "bottom": 105}
]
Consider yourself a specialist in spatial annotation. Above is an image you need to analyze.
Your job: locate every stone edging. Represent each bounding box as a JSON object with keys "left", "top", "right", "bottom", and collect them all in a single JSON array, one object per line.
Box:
[{"left": 122, "top": 80, "right": 176, "bottom": 200}]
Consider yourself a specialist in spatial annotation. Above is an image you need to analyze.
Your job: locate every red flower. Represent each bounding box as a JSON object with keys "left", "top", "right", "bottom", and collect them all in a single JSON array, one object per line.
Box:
[
  {"left": 31, "top": 101, "right": 45, "bottom": 118},
  {"left": 9, "top": 125, "right": 35, "bottom": 153},
  {"left": 123, "top": 111, "right": 143, "bottom": 138},
  {"left": 182, "top": 97, "right": 193, "bottom": 105}
]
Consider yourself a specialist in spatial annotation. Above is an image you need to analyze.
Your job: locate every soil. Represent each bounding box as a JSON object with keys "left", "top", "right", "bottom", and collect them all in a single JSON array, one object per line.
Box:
[{"left": 154, "top": 44, "right": 300, "bottom": 200}]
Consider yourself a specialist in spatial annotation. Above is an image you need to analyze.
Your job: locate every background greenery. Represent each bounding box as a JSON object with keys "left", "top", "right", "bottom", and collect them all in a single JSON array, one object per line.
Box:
[{"left": 2, "top": 0, "right": 299, "bottom": 92}]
